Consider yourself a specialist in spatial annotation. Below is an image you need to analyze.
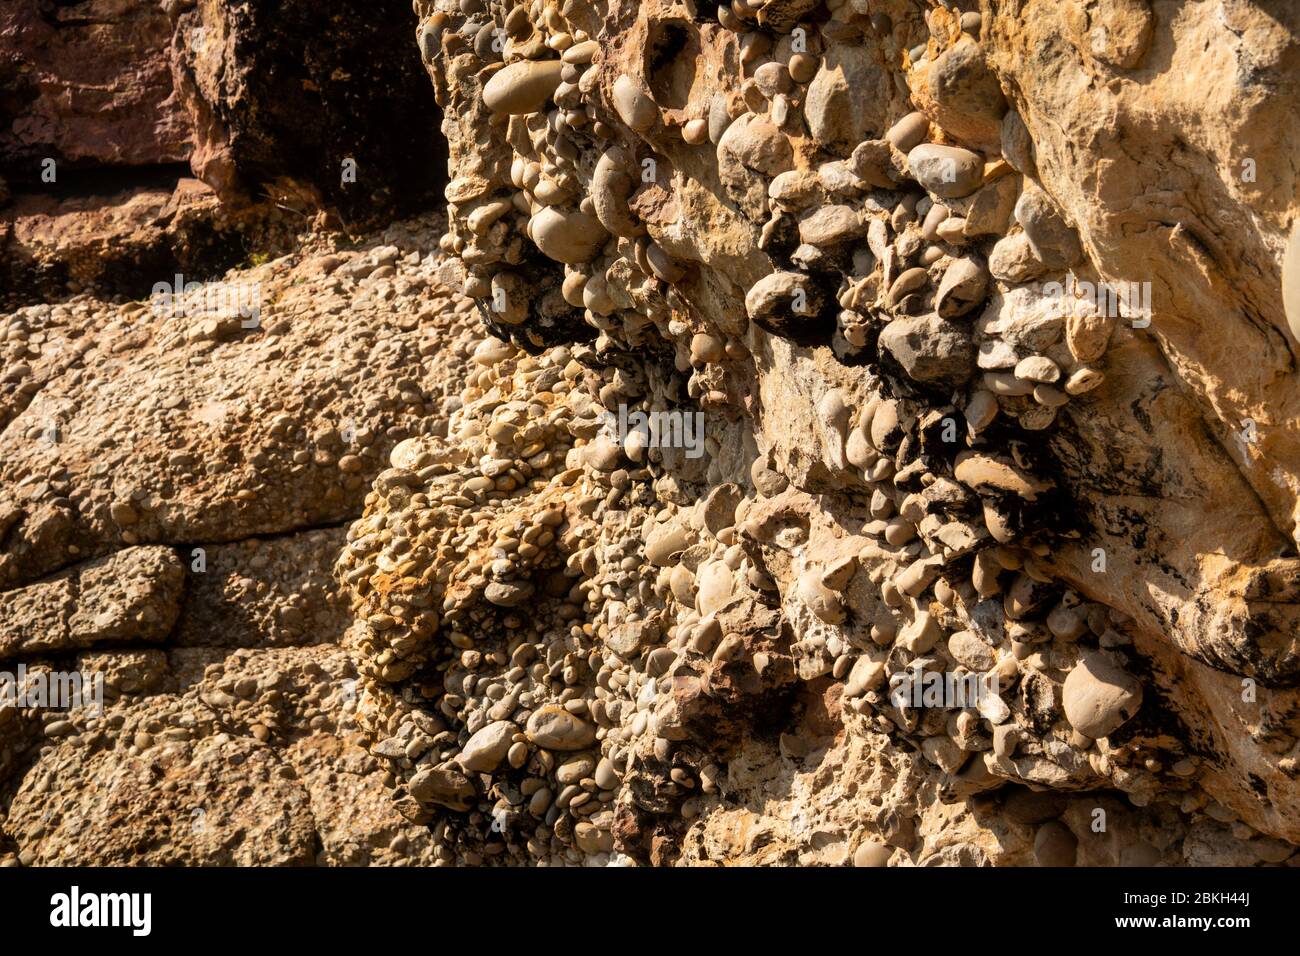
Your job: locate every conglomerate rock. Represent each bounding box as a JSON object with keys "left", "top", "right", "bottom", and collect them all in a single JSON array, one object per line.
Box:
[
  {"left": 0, "top": 218, "right": 481, "bottom": 866},
  {"left": 323, "top": 0, "right": 1300, "bottom": 866},
  {"left": 0, "top": 216, "right": 473, "bottom": 592},
  {"left": 5, "top": 0, "right": 1300, "bottom": 870}
]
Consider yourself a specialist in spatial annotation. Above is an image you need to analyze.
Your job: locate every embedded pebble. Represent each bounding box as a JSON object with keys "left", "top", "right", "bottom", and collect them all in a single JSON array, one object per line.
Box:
[
  {"left": 797, "top": 569, "right": 846, "bottom": 624},
  {"left": 526, "top": 707, "right": 597, "bottom": 750},
  {"left": 788, "top": 52, "right": 818, "bottom": 84},
  {"left": 915, "top": 37, "right": 1007, "bottom": 148},
  {"left": 1014, "top": 355, "right": 1060, "bottom": 383},
  {"left": 483, "top": 60, "right": 566, "bottom": 114},
  {"left": 1063, "top": 651, "right": 1143, "bottom": 739},
  {"left": 988, "top": 232, "right": 1047, "bottom": 282},
  {"left": 528, "top": 206, "right": 609, "bottom": 264},
  {"left": 745, "top": 271, "right": 826, "bottom": 338},
  {"left": 612, "top": 75, "right": 657, "bottom": 131},
  {"left": 879, "top": 314, "right": 977, "bottom": 387},
  {"left": 885, "top": 111, "right": 931, "bottom": 153},
  {"left": 799, "top": 205, "right": 864, "bottom": 246},
  {"left": 935, "top": 257, "right": 989, "bottom": 319},
  {"left": 853, "top": 841, "right": 892, "bottom": 867},
  {"left": 718, "top": 115, "right": 795, "bottom": 176},
  {"left": 906, "top": 143, "right": 985, "bottom": 199},
  {"left": 591, "top": 148, "right": 644, "bottom": 238},
  {"left": 805, "top": 55, "right": 888, "bottom": 153},
  {"left": 458, "top": 721, "right": 516, "bottom": 772},
  {"left": 1014, "top": 183, "right": 1083, "bottom": 268}
]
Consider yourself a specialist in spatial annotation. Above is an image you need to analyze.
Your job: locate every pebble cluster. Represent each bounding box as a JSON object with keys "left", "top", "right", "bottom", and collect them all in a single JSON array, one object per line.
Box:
[
  {"left": 340, "top": 315, "right": 1262, "bottom": 863},
  {"left": 352, "top": 0, "right": 1294, "bottom": 866},
  {"left": 340, "top": 339, "right": 706, "bottom": 863}
]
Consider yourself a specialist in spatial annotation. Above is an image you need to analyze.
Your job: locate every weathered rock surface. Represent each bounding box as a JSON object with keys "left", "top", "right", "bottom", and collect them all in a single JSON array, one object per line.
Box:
[
  {"left": 0, "top": 217, "right": 479, "bottom": 867},
  {"left": 7, "top": 0, "right": 1300, "bottom": 873},
  {"left": 0, "top": 219, "right": 473, "bottom": 592},
  {"left": 0, "top": 546, "right": 183, "bottom": 657},
  {"left": 374, "top": 0, "right": 1300, "bottom": 869},
  {"left": 1, "top": 0, "right": 445, "bottom": 304},
  {"left": 0, "top": 0, "right": 191, "bottom": 173}
]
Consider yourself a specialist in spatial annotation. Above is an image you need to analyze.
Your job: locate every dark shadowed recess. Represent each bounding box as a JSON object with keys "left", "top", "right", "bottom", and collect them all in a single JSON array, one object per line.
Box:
[
  {"left": 0, "top": 0, "right": 447, "bottom": 304},
  {"left": 172, "top": 0, "right": 447, "bottom": 227}
]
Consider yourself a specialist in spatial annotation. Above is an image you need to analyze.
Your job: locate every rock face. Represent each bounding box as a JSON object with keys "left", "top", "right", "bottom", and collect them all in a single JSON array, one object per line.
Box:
[
  {"left": 168, "top": 0, "right": 445, "bottom": 221},
  {"left": 0, "top": 217, "right": 483, "bottom": 866},
  {"left": 0, "top": 223, "right": 472, "bottom": 593},
  {"left": 1, "top": 0, "right": 445, "bottom": 303},
  {"left": 5, "top": 0, "right": 1300, "bottom": 872},
  {"left": 365, "top": 0, "right": 1300, "bottom": 869},
  {"left": 0, "top": 1, "right": 192, "bottom": 173}
]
